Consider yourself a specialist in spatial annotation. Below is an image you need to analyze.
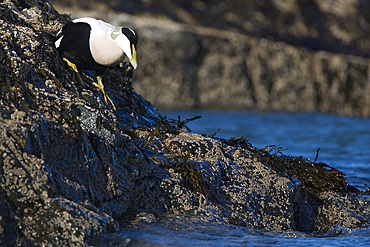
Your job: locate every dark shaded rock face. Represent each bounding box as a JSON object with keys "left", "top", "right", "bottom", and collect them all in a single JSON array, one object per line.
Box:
[{"left": 0, "top": 0, "right": 369, "bottom": 246}]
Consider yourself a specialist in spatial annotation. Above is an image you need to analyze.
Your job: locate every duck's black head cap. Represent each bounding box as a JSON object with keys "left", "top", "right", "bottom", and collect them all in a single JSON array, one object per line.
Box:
[{"left": 122, "top": 27, "right": 138, "bottom": 47}]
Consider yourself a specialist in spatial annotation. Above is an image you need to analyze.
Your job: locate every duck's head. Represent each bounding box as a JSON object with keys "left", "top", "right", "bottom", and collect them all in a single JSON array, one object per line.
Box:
[{"left": 111, "top": 26, "right": 138, "bottom": 69}]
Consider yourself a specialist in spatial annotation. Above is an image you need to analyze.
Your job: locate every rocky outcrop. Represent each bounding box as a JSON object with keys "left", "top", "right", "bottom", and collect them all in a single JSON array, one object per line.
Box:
[
  {"left": 50, "top": 0, "right": 370, "bottom": 116},
  {"left": 0, "top": 0, "right": 369, "bottom": 246}
]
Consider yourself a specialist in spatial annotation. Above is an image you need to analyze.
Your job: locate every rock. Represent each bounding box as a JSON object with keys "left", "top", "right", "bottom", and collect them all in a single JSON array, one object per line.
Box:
[{"left": 0, "top": 0, "right": 369, "bottom": 246}]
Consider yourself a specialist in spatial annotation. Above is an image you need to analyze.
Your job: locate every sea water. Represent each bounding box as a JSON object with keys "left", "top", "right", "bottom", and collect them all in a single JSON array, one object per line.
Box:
[{"left": 96, "top": 110, "right": 370, "bottom": 247}]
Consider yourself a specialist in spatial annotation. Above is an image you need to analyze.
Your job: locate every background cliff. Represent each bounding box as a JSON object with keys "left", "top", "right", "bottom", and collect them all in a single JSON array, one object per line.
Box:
[{"left": 50, "top": 0, "right": 370, "bottom": 116}]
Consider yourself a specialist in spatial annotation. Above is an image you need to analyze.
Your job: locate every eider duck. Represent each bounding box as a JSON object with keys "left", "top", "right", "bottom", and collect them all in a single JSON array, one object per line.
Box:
[{"left": 55, "top": 17, "right": 138, "bottom": 110}]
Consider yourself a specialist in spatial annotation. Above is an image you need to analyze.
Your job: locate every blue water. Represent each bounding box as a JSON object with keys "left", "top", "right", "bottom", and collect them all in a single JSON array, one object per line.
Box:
[
  {"left": 100, "top": 110, "right": 370, "bottom": 247},
  {"left": 99, "top": 214, "right": 370, "bottom": 247}
]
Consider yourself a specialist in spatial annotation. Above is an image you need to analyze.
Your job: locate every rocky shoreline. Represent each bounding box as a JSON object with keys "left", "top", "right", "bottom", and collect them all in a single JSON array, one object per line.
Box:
[{"left": 0, "top": 0, "right": 369, "bottom": 246}]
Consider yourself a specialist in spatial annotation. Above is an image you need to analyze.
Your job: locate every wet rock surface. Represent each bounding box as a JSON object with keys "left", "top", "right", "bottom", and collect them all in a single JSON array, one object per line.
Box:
[{"left": 0, "top": 0, "right": 369, "bottom": 246}]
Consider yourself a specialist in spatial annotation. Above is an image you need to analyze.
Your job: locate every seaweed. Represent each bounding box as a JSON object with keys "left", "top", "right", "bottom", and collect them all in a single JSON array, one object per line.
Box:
[
  {"left": 136, "top": 116, "right": 209, "bottom": 196},
  {"left": 215, "top": 136, "right": 360, "bottom": 200},
  {"left": 136, "top": 115, "right": 199, "bottom": 148},
  {"left": 163, "top": 151, "right": 209, "bottom": 196},
  {"left": 165, "top": 115, "right": 201, "bottom": 132},
  {"left": 256, "top": 145, "right": 359, "bottom": 195}
]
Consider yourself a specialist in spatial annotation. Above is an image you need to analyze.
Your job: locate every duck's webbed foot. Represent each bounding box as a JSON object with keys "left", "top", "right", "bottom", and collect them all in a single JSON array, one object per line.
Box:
[
  {"left": 91, "top": 75, "right": 117, "bottom": 111},
  {"left": 63, "top": 58, "right": 86, "bottom": 87},
  {"left": 63, "top": 58, "right": 116, "bottom": 110}
]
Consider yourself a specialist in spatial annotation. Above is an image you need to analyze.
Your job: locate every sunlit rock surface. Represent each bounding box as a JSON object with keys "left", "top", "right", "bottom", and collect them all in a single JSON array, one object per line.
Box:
[{"left": 0, "top": 0, "right": 369, "bottom": 246}]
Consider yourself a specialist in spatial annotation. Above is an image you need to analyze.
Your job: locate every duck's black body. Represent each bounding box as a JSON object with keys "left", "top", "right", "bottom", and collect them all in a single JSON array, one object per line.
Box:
[{"left": 56, "top": 22, "right": 106, "bottom": 72}]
